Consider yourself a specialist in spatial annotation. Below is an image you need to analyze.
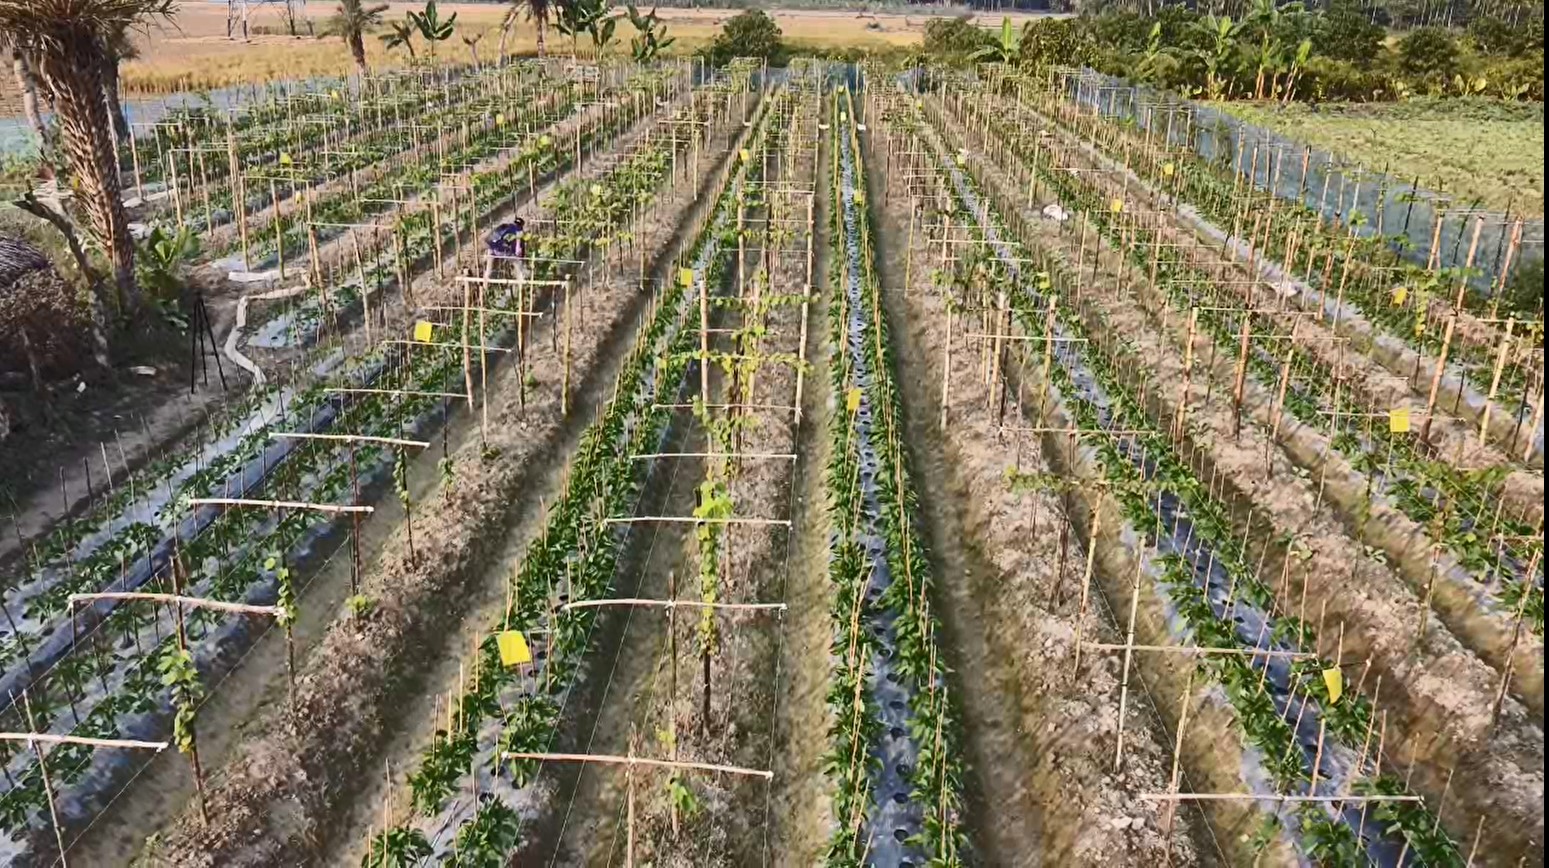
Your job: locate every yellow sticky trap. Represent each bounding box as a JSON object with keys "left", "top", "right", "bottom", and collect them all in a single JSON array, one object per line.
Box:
[
  {"left": 739, "top": 148, "right": 750, "bottom": 163},
  {"left": 496, "top": 112, "right": 506, "bottom": 127},
  {"left": 413, "top": 321, "right": 434, "bottom": 343},
  {"left": 1322, "top": 667, "right": 1343, "bottom": 704},
  {"left": 278, "top": 152, "right": 293, "bottom": 166},
  {"left": 1110, "top": 198, "right": 1124, "bottom": 213},
  {"left": 329, "top": 89, "right": 340, "bottom": 101},
  {"left": 1162, "top": 162, "right": 1176, "bottom": 178},
  {"left": 845, "top": 387, "right": 862, "bottom": 414},
  {"left": 496, "top": 631, "right": 532, "bottom": 667},
  {"left": 1392, "top": 286, "right": 1409, "bottom": 306},
  {"left": 840, "top": 111, "right": 847, "bottom": 122},
  {"left": 678, "top": 267, "right": 694, "bottom": 288},
  {"left": 1388, "top": 407, "right": 1411, "bottom": 434}
]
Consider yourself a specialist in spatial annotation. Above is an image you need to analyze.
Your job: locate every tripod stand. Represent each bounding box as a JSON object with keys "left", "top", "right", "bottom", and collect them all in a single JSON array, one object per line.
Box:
[{"left": 188, "top": 292, "right": 228, "bottom": 394}]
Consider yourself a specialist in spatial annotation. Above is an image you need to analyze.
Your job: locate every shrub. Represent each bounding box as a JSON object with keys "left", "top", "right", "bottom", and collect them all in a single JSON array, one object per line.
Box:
[
  {"left": 922, "top": 15, "right": 991, "bottom": 57},
  {"left": 1019, "top": 18, "right": 1096, "bottom": 70},
  {"left": 1396, "top": 27, "right": 1462, "bottom": 88},
  {"left": 1302, "top": 56, "right": 1386, "bottom": 101},
  {"left": 703, "top": 9, "right": 787, "bottom": 67},
  {"left": 1500, "top": 255, "right": 1544, "bottom": 319},
  {"left": 1315, "top": 0, "right": 1386, "bottom": 66}
]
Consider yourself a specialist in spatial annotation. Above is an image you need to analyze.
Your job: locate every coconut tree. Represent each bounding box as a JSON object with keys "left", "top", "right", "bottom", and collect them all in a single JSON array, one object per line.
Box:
[
  {"left": 500, "top": 0, "right": 555, "bottom": 60},
  {"left": 327, "top": 0, "right": 388, "bottom": 80},
  {"left": 0, "top": 0, "right": 177, "bottom": 326},
  {"left": 380, "top": 18, "right": 417, "bottom": 60},
  {"left": 102, "top": 23, "right": 137, "bottom": 148},
  {"left": 4, "top": 37, "right": 50, "bottom": 162}
]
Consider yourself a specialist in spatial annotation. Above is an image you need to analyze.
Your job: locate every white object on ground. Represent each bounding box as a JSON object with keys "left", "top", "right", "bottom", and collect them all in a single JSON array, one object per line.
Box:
[
  {"left": 1042, "top": 203, "right": 1071, "bottom": 222},
  {"left": 224, "top": 283, "right": 311, "bottom": 387}
]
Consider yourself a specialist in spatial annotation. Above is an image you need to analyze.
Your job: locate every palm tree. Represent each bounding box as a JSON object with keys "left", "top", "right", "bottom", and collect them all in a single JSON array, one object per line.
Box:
[
  {"left": 380, "top": 18, "right": 417, "bottom": 60},
  {"left": 327, "top": 0, "right": 388, "bottom": 80},
  {"left": 507, "top": 0, "right": 555, "bottom": 59},
  {"left": 102, "top": 23, "right": 138, "bottom": 148},
  {"left": 3, "top": 37, "right": 49, "bottom": 162},
  {"left": 0, "top": 0, "right": 177, "bottom": 325}
]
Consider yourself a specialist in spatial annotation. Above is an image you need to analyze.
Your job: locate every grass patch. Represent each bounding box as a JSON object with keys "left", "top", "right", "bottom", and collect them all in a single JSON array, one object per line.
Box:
[{"left": 1212, "top": 98, "right": 1545, "bottom": 216}]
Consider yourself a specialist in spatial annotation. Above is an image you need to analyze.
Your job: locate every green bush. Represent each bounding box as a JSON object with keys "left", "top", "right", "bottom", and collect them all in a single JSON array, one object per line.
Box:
[
  {"left": 1500, "top": 255, "right": 1544, "bottom": 318},
  {"left": 1300, "top": 56, "right": 1386, "bottom": 101},
  {"left": 1315, "top": 0, "right": 1386, "bottom": 66},
  {"left": 703, "top": 9, "right": 787, "bottom": 67},
  {"left": 1396, "top": 27, "right": 1462, "bottom": 89},
  {"left": 922, "top": 15, "right": 991, "bottom": 57}
]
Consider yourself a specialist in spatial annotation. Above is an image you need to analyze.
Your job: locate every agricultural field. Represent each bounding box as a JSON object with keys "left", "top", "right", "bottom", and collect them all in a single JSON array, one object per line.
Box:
[
  {"left": 0, "top": 4, "right": 1544, "bottom": 868},
  {"left": 1211, "top": 99, "right": 1545, "bottom": 216}
]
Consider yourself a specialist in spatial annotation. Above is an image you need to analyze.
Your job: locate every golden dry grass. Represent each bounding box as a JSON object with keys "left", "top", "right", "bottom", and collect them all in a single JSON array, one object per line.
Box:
[{"left": 112, "top": 4, "right": 1042, "bottom": 94}]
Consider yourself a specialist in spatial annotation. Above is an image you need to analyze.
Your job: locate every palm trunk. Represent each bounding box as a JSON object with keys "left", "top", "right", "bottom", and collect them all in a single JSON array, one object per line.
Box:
[
  {"left": 37, "top": 38, "right": 139, "bottom": 323},
  {"left": 101, "top": 54, "right": 129, "bottom": 161},
  {"left": 349, "top": 32, "right": 369, "bottom": 80},
  {"left": 537, "top": 17, "right": 547, "bottom": 57},
  {"left": 11, "top": 47, "right": 48, "bottom": 158},
  {"left": 498, "top": 21, "right": 511, "bottom": 65}
]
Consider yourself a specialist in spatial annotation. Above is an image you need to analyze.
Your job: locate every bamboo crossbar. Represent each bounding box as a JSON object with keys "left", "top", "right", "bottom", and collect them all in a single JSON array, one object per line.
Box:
[
  {"left": 69, "top": 592, "right": 284, "bottom": 617},
  {"left": 187, "top": 497, "right": 375, "bottom": 514},
  {"left": 272, "top": 432, "right": 430, "bottom": 448},
  {"left": 965, "top": 333, "right": 1088, "bottom": 343},
  {"left": 604, "top": 516, "right": 793, "bottom": 526},
  {"left": 421, "top": 305, "right": 545, "bottom": 318},
  {"left": 561, "top": 598, "right": 787, "bottom": 613},
  {"left": 653, "top": 402, "right": 798, "bottom": 413},
  {"left": 503, "top": 751, "right": 772, "bottom": 779},
  {"left": 630, "top": 452, "right": 797, "bottom": 461},
  {"left": 1141, "top": 793, "right": 1422, "bottom": 803},
  {"left": 0, "top": 732, "right": 169, "bottom": 751},
  {"left": 325, "top": 387, "right": 468, "bottom": 399},
  {"left": 453, "top": 276, "right": 572, "bottom": 287},
  {"left": 382, "top": 339, "right": 513, "bottom": 353},
  {"left": 1082, "top": 642, "right": 1318, "bottom": 659}
]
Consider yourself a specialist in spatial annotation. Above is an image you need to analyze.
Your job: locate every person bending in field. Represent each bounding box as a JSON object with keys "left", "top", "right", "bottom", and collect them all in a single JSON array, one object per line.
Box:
[{"left": 488, "top": 217, "right": 530, "bottom": 283}]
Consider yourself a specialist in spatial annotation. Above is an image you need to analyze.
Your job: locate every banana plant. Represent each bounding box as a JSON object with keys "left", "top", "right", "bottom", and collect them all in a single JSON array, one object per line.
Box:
[
  {"left": 407, "top": 0, "right": 458, "bottom": 63},
  {"left": 625, "top": 4, "right": 674, "bottom": 62},
  {"left": 969, "top": 17, "right": 1020, "bottom": 66}
]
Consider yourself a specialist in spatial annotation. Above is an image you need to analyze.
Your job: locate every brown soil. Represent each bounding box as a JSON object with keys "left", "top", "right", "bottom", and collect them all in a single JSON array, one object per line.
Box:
[
  {"left": 125, "top": 81, "right": 755, "bottom": 868},
  {"left": 529, "top": 94, "right": 823, "bottom": 868},
  {"left": 927, "top": 95, "right": 1545, "bottom": 865},
  {"left": 868, "top": 121, "right": 1214, "bottom": 867},
  {"left": 934, "top": 93, "right": 1547, "bottom": 717}
]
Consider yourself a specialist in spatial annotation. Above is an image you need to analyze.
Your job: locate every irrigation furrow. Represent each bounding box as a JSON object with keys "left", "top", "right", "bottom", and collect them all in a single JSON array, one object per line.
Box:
[
  {"left": 361, "top": 66, "right": 781, "bottom": 867},
  {"left": 823, "top": 81, "right": 968, "bottom": 867},
  {"left": 903, "top": 85, "right": 1468, "bottom": 867},
  {"left": 931, "top": 85, "right": 1548, "bottom": 708},
  {"left": 1020, "top": 80, "right": 1545, "bottom": 466},
  {"left": 0, "top": 71, "right": 731, "bottom": 865},
  {"left": 919, "top": 82, "right": 1546, "bottom": 864}
]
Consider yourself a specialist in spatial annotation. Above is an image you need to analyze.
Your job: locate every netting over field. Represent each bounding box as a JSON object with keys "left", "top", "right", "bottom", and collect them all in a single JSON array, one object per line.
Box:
[{"left": 1058, "top": 68, "right": 1545, "bottom": 293}]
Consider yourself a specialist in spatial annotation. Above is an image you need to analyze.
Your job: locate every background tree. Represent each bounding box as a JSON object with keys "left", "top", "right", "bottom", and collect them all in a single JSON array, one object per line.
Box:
[
  {"left": 406, "top": 0, "right": 456, "bottom": 63},
  {"left": 0, "top": 0, "right": 178, "bottom": 333},
  {"left": 500, "top": 0, "right": 555, "bottom": 60},
  {"left": 380, "top": 18, "right": 417, "bottom": 60},
  {"left": 326, "top": 0, "right": 388, "bottom": 80},
  {"left": 625, "top": 4, "right": 674, "bottom": 63},
  {"left": 101, "top": 23, "right": 137, "bottom": 148},
  {"left": 3, "top": 36, "right": 50, "bottom": 164},
  {"left": 704, "top": 8, "right": 786, "bottom": 67},
  {"left": 968, "top": 17, "right": 1022, "bottom": 65}
]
